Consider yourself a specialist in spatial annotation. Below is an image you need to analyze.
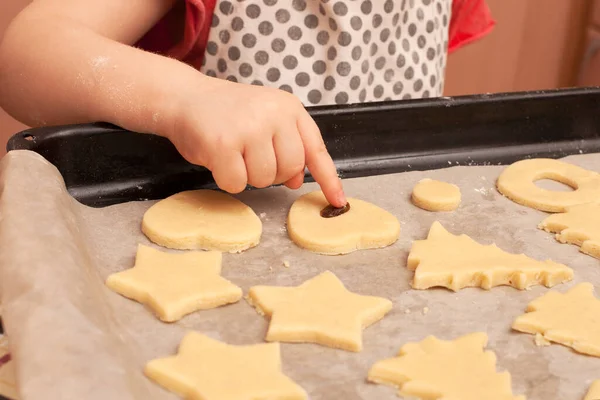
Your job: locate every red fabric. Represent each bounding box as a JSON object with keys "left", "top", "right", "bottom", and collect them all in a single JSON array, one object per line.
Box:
[
  {"left": 138, "top": 0, "right": 492, "bottom": 67},
  {"left": 448, "top": 0, "right": 495, "bottom": 53},
  {"left": 136, "top": 0, "right": 216, "bottom": 69}
]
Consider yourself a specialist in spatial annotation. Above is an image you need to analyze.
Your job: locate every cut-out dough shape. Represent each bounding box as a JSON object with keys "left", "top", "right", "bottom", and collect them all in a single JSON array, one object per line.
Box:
[
  {"left": 106, "top": 245, "right": 242, "bottom": 322},
  {"left": 496, "top": 158, "right": 600, "bottom": 212},
  {"left": 411, "top": 178, "right": 461, "bottom": 211},
  {"left": 512, "top": 282, "right": 600, "bottom": 357},
  {"left": 585, "top": 380, "right": 600, "bottom": 400},
  {"left": 407, "top": 221, "right": 573, "bottom": 291},
  {"left": 247, "top": 270, "right": 392, "bottom": 352},
  {"left": 287, "top": 191, "right": 400, "bottom": 255},
  {"left": 142, "top": 189, "right": 262, "bottom": 252},
  {"left": 539, "top": 202, "right": 600, "bottom": 260},
  {"left": 368, "top": 332, "right": 525, "bottom": 400},
  {"left": 145, "top": 332, "right": 306, "bottom": 400}
]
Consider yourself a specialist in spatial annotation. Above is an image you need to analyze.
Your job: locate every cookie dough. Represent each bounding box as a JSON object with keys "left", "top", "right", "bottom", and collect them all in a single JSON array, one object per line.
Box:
[
  {"left": 496, "top": 158, "right": 600, "bottom": 212},
  {"left": 287, "top": 191, "right": 400, "bottom": 255},
  {"left": 106, "top": 245, "right": 242, "bottom": 322},
  {"left": 411, "top": 178, "right": 461, "bottom": 211},
  {"left": 145, "top": 332, "right": 306, "bottom": 400},
  {"left": 368, "top": 332, "right": 525, "bottom": 400},
  {"left": 247, "top": 270, "right": 392, "bottom": 352},
  {"left": 512, "top": 283, "right": 600, "bottom": 357},
  {"left": 142, "top": 189, "right": 262, "bottom": 252},
  {"left": 407, "top": 221, "right": 573, "bottom": 291},
  {"left": 585, "top": 380, "right": 600, "bottom": 400},
  {"left": 539, "top": 202, "right": 600, "bottom": 259}
]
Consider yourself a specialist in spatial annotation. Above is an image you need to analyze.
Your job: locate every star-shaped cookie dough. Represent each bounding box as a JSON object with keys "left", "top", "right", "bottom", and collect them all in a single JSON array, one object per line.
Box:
[
  {"left": 539, "top": 202, "right": 600, "bottom": 260},
  {"left": 106, "top": 245, "right": 242, "bottom": 322},
  {"left": 145, "top": 332, "right": 306, "bottom": 400},
  {"left": 407, "top": 221, "right": 573, "bottom": 291},
  {"left": 585, "top": 380, "right": 600, "bottom": 400},
  {"left": 368, "top": 333, "right": 525, "bottom": 400},
  {"left": 512, "top": 282, "right": 600, "bottom": 357},
  {"left": 247, "top": 270, "right": 392, "bottom": 352}
]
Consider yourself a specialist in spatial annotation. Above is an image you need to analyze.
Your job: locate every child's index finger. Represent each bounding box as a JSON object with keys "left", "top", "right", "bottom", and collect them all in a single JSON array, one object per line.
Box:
[{"left": 297, "top": 112, "right": 347, "bottom": 208}]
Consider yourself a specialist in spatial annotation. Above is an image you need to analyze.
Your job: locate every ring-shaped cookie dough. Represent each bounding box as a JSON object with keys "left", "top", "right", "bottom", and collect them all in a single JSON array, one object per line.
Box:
[
  {"left": 411, "top": 179, "right": 461, "bottom": 211},
  {"left": 496, "top": 158, "right": 600, "bottom": 212}
]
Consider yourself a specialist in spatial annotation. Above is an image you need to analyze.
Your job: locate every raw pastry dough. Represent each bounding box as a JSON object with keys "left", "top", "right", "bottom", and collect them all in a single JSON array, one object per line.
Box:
[
  {"left": 247, "top": 270, "right": 392, "bottom": 352},
  {"left": 411, "top": 178, "right": 461, "bottom": 211},
  {"left": 368, "top": 332, "right": 525, "bottom": 400},
  {"left": 142, "top": 189, "right": 262, "bottom": 252},
  {"left": 106, "top": 245, "right": 242, "bottom": 322},
  {"left": 145, "top": 332, "right": 306, "bottom": 400},
  {"left": 585, "top": 380, "right": 600, "bottom": 400},
  {"left": 512, "top": 283, "right": 600, "bottom": 357},
  {"left": 539, "top": 202, "right": 600, "bottom": 259},
  {"left": 407, "top": 221, "right": 573, "bottom": 291},
  {"left": 287, "top": 191, "right": 400, "bottom": 255},
  {"left": 496, "top": 158, "right": 600, "bottom": 212}
]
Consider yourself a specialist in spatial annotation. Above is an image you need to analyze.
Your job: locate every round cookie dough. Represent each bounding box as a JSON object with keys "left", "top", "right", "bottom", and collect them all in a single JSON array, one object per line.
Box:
[
  {"left": 142, "top": 190, "right": 262, "bottom": 253},
  {"left": 497, "top": 158, "right": 600, "bottom": 212},
  {"left": 287, "top": 191, "right": 400, "bottom": 255},
  {"left": 411, "top": 179, "right": 461, "bottom": 211}
]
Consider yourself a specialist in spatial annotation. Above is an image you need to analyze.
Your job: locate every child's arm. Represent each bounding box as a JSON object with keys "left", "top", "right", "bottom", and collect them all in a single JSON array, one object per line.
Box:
[{"left": 0, "top": 0, "right": 346, "bottom": 206}]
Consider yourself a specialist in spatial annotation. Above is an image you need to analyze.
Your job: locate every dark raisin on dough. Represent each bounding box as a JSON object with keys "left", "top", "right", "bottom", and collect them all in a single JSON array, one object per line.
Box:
[{"left": 320, "top": 202, "right": 351, "bottom": 218}]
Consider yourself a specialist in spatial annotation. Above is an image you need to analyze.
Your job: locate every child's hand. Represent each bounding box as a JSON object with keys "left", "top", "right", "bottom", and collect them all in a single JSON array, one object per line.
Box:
[{"left": 167, "top": 76, "right": 346, "bottom": 207}]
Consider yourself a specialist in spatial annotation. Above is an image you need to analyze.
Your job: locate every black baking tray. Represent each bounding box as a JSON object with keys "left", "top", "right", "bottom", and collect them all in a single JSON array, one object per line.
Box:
[
  {"left": 1, "top": 88, "right": 600, "bottom": 400},
  {"left": 6, "top": 87, "right": 600, "bottom": 208}
]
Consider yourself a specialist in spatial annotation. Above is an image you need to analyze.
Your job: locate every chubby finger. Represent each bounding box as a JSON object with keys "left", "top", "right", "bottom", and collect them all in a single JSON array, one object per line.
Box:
[
  {"left": 273, "top": 125, "right": 305, "bottom": 184},
  {"left": 211, "top": 150, "right": 248, "bottom": 193},
  {"left": 284, "top": 170, "right": 305, "bottom": 189},
  {"left": 297, "top": 111, "right": 346, "bottom": 207},
  {"left": 244, "top": 140, "right": 277, "bottom": 188}
]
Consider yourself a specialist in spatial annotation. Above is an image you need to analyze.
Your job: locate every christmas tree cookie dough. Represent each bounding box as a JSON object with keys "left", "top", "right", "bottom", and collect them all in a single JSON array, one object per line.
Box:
[
  {"left": 247, "top": 270, "right": 392, "bottom": 352},
  {"left": 497, "top": 158, "right": 600, "bottom": 212},
  {"left": 585, "top": 380, "right": 600, "bottom": 400},
  {"left": 106, "top": 245, "right": 242, "bottom": 322},
  {"left": 368, "top": 332, "right": 525, "bottom": 400},
  {"left": 287, "top": 191, "right": 400, "bottom": 255},
  {"left": 411, "top": 178, "right": 461, "bottom": 211},
  {"left": 142, "top": 189, "right": 262, "bottom": 252},
  {"left": 407, "top": 221, "right": 573, "bottom": 291},
  {"left": 539, "top": 202, "right": 600, "bottom": 260},
  {"left": 145, "top": 332, "right": 306, "bottom": 400},
  {"left": 512, "top": 283, "right": 600, "bottom": 357}
]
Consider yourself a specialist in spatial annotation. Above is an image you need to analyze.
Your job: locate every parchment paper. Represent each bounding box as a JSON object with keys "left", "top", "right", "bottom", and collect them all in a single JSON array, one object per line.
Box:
[{"left": 1, "top": 149, "right": 599, "bottom": 400}]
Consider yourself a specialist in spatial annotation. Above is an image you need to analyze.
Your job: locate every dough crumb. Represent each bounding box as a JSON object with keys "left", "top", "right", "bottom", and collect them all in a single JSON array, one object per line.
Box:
[
  {"left": 404, "top": 309, "right": 411, "bottom": 314},
  {"left": 422, "top": 307, "right": 430, "bottom": 315},
  {"left": 269, "top": 266, "right": 273, "bottom": 271},
  {"left": 534, "top": 333, "right": 551, "bottom": 347},
  {"left": 283, "top": 260, "right": 290, "bottom": 268},
  {"left": 259, "top": 212, "right": 267, "bottom": 219}
]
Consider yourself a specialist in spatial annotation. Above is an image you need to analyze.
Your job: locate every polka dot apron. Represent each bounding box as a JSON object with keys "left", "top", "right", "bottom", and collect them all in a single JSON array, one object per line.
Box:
[{"left": 201, "top": 0, "right": 450, "bottom": 106}]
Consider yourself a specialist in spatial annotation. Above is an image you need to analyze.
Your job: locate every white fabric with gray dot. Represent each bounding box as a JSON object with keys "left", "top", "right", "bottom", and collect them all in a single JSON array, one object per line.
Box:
[{"left": 201, "top": 0, "right": 450, "bottom": 105}]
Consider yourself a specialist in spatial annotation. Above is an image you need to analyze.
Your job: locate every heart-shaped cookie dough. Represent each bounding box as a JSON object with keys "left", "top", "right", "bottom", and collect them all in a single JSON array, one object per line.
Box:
[
  {"left": 142, "top": 189, "right": 262, "bottom": 253},
  {"left": 287, "top": 191, "right": 400, "bottom": 255}
]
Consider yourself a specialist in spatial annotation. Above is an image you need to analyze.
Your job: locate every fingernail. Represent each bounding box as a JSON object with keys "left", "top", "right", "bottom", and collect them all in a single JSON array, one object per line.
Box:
[{"left": 338, "top": 192, "right": 347, "bottom": 207}]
